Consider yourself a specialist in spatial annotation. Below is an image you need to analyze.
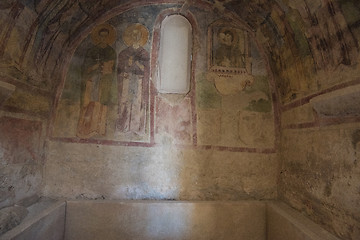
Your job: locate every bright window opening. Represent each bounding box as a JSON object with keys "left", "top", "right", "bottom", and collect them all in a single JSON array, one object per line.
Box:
[{"left": 158, "top": 15, "right": 192, "bottom": 94}]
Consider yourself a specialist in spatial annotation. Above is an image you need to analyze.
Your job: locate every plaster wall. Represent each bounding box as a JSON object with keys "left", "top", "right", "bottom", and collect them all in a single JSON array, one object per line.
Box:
[
  {"left": 0, "top": 112, "right": 46, "bottom": 209},
  {"left": 44, "top": 142, "right": 277, "bottom": 201}
]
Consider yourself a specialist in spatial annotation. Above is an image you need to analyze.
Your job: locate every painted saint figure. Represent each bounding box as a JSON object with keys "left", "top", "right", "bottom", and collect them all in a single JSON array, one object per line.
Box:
[
  {"left": 116, "top": 24, "right": 149, "bottom": 134},
  {"left": 214, "top": 28, "right": 245, "bottom": 68},
  {"left": 77, "top": 23, "right": 116, "bottom": 138}
]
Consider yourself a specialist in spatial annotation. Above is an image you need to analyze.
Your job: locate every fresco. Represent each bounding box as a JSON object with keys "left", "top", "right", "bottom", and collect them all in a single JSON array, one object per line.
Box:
[
  {"left": 155, "top": 96, "right": 193, "bottom": 145},
  {"left": 0, "top": 0, "right": 359, "bottom": 105},
  {"left": 52, "top": 6, "right": 167, "bottom": 143},
  {"left": 77, "top": 23, "right": 116, "bottom": 138},
  {"left": 207, "top": 20, "right": 254, "bottom": 96},
  {"left": 260, "top": 0, "right": 359, "bottom": 103},
  {"left": 196, "top": 19, "right": 275, "bottom": 148},
  {"left": 196, "top": 74, "right": 275, "bottom": 148},
  {"left": 210, "top": 25, "right": 248, "bottom": 71},
  {"left": 0, "top": 116, "right": 42, "bottom": 164},
  {"left": 54, "top": 22, "right": 151, "bottom": 142},
  {"left": 116, "top": 24, "right": 149, "bottom": 135},
  {"left": 0, "top": 116, "right": 43, "bottom": 208},
  {"left": 0, "top": 0, "right": 79, "bottom": 89},
  {"left": 50, "top": 5, "right": 276, "bottom": 148},
  {"left": 0, "top": 0, "right": 128, "bottom": 90}
]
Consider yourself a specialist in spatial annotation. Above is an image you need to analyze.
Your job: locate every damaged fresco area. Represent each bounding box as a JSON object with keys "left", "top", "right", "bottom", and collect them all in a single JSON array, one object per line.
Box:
[
  {"left": 0, "top": 0, "right": 136, "bottom": 90},
  {"left": 52, "top": 4, "right": 276, "bottom": 149},
  {"left": 247, "top": 0, "right": 360, "bottom": 103},
  {"left": 0, "top": 0, "right": 359, "bottom": 104},
  {"left": 196, "top": 73, "right": 275, "bottom": 148},
  {"left": 53, "top": 6, "right": 166, "bottom": 143},
  {"left": 155, "top": 96, "right": 193, "bottom": 145},
  {"left": 0, "top": 0, "right": 77, "bottom": 89},
  {"left": 196, "top": 20, "right": 275, "bottom": 148},
  {"left": 0, "top": 116, "right": 43, "bottom": 208},
  {"left": 53, "top": 4, "right": 197, "bottom": 145}
]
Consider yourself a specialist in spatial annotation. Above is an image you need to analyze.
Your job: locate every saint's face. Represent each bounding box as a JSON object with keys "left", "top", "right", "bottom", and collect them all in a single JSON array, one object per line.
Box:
[
  {"left": 224, "top": 33, "right": 233, "bottom": 46},
  {"left": 218, "top": 31, "right": 234, "bottom": 46},
  {"left": 130, "top": 29, "right": 142, "bottom": 47},
  {"left": 98, "top": 29, "right": 110, "bottom": 47}
]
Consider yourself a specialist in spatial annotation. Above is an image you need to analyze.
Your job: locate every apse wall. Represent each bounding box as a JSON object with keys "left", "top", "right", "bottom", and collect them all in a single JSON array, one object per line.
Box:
[
  {"left": 1, "top": 1, "right": 360, "bottom": 239},
  {"left": 43, "top": 5, "right": 278, "bottom": 201}
]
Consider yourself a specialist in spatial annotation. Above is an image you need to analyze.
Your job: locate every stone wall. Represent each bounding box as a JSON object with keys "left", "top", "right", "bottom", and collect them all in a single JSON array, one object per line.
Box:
[{"left": 279, "top": 100, "right": 360, "bottom": 239}]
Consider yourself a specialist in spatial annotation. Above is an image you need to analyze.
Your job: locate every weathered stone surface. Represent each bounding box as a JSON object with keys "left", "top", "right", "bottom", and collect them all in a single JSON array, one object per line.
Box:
[
  {"left": 0, "top": 205, "right": 28, "bottom": 235},
  {"left": 279, "top": 123, "right": 360, "bottom": 240},
  {"left": 0, "top": 116, "right": 43, "bottom": 209},
  {"left": 281, "top": 103, "right": 315, "bottom": 126},
  {"left": 43, "top": 141, "right": 278, "bottom": 201},
  {"left": 310, "top": 85, "right": 360, "bottom": 117},
  {"left": 0, "top": 200, "right": 65, "bottom": 240},
  {"left": 3, "top": 89, "right": 51, "bottom": 116},
  {"left": 0, "top": 163, "right": 43, "bottom": 209},
  {"left": 16, "top": 195, "right": 40, "bottom": 208}
]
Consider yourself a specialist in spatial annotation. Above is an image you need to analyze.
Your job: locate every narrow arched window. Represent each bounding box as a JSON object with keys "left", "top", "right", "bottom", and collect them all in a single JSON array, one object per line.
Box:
[{"left": 158, "top": 15, "right": 192, "bottom": 94}]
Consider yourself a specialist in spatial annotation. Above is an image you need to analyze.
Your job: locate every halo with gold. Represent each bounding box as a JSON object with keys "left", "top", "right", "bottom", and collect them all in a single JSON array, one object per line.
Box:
[
  {"left": 91, "top": 23, "right": 116, "bottom": 46},
  {"left": 122, "top": 23, "right": 149, "bottom": 47}
]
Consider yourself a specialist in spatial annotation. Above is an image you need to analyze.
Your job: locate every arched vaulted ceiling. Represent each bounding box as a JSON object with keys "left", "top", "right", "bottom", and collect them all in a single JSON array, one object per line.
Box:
[{"left": 0, "top": 0, "right": 359, "bottom": 105}]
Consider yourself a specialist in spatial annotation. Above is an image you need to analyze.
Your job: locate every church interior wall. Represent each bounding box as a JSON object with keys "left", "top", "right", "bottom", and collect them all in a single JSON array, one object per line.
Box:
[{"left": 0, "top": 1, "right": 359, "bottom": 239}]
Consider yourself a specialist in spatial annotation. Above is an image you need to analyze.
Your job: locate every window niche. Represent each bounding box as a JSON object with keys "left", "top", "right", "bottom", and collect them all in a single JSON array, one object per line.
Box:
[{"left": 157, "top": 15, "right": 192, "bottom": 94}]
